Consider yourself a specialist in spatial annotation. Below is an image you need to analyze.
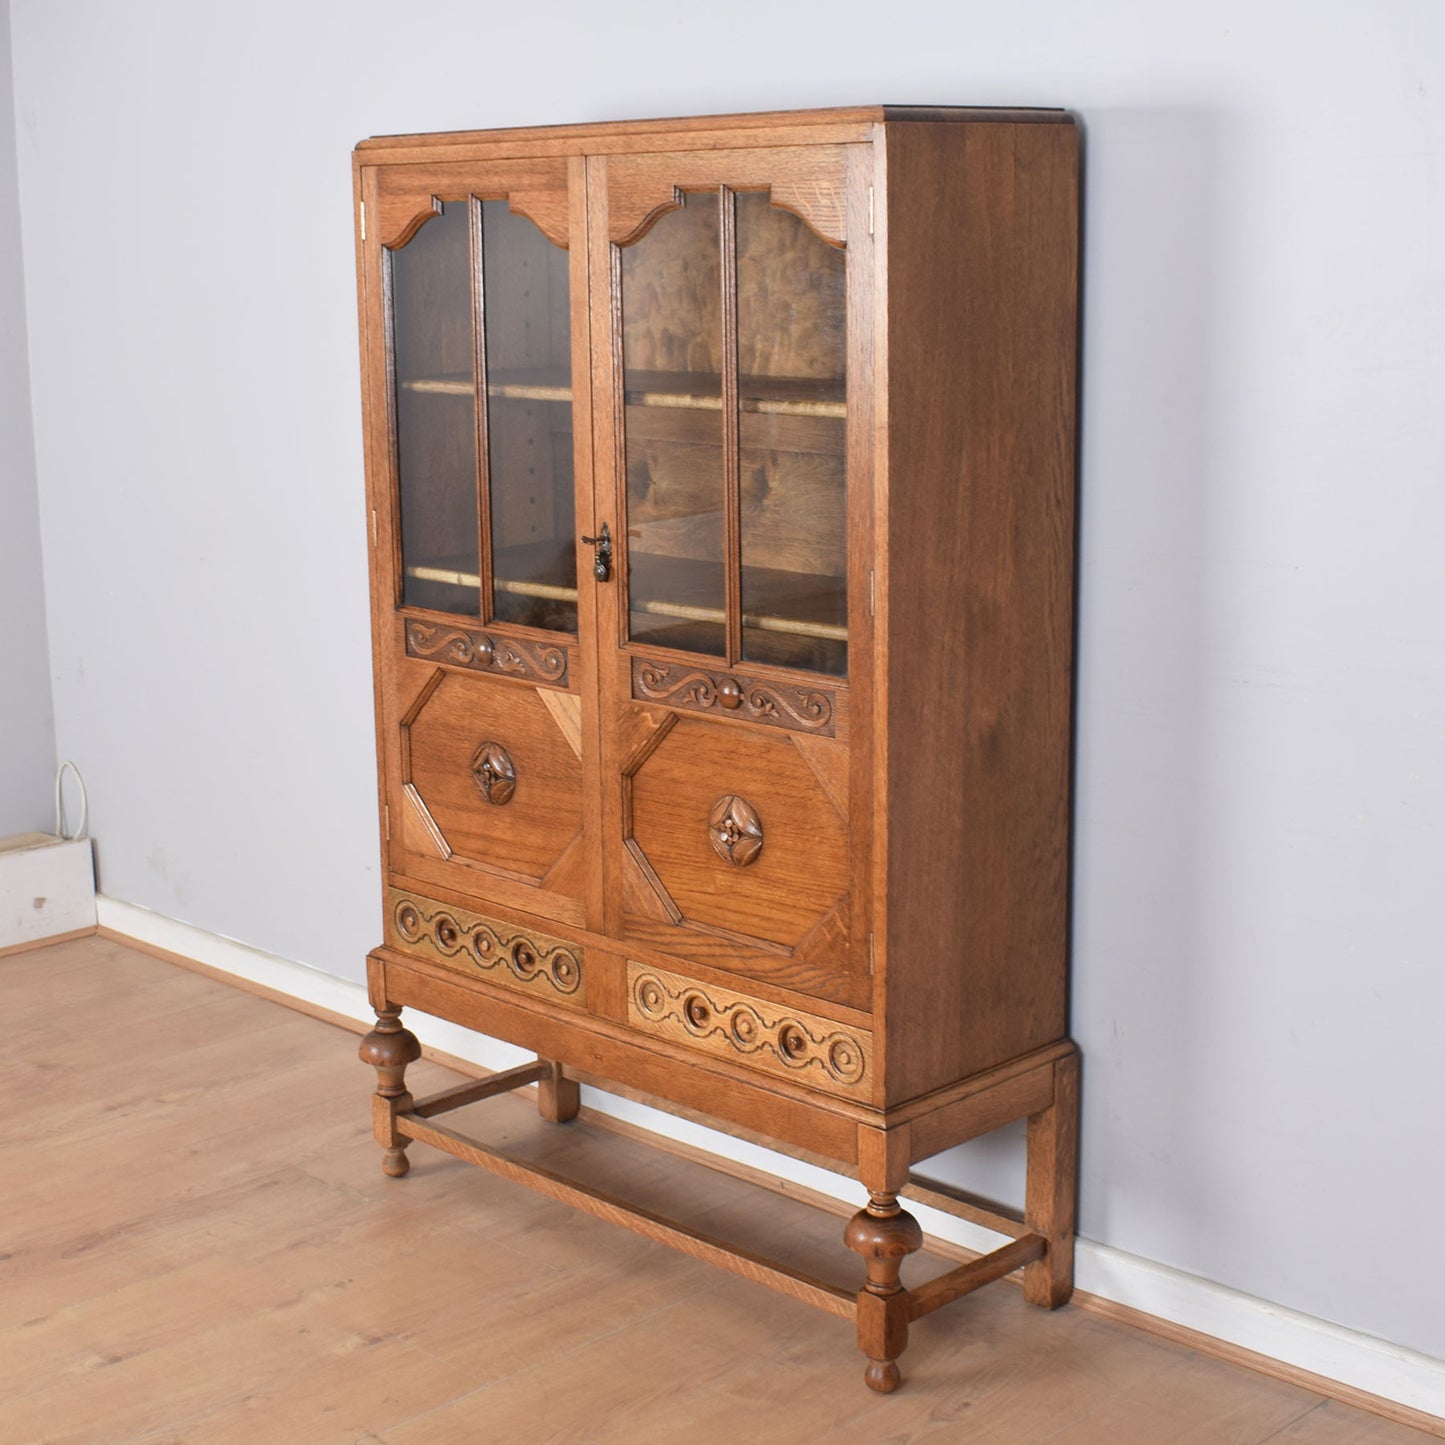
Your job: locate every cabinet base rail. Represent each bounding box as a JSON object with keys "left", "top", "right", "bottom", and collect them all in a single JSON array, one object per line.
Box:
[
  {"left": 397, "top": 1110, "right": 860, "bottom": 1321},
  {"left": 360, "top": 1008, "right": 1076, "bottom": 1393}
]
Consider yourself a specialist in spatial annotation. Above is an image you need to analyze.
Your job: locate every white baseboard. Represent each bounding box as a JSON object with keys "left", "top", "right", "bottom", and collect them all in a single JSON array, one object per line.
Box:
[{"left": 95, "top": 895, "right": 1445, "bottom": 1425}]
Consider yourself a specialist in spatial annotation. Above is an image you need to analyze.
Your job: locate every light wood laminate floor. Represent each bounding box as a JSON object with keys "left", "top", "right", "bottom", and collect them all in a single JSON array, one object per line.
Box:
[{"left": 5, "top": 936, "right": 1438, "bottom": 1444}]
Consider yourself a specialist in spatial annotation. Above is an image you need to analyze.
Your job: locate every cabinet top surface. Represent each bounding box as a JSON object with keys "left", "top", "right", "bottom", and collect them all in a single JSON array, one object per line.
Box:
[{"left": 354, "top": 104, "right": 1075, "bottom": 159}]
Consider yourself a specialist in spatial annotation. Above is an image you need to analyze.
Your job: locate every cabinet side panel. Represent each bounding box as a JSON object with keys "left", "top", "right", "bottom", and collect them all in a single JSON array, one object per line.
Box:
[
  {"left": 882, "top": 119, "right": 1078, "bottom": 1104},
  {"left": 355, "top": 160, "right": 402, "bottom": 935}
]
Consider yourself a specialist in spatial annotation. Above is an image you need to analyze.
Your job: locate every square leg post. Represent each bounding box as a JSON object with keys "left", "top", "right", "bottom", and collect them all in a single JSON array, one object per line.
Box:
[
  {"left": 1023, "top": 1048, "right": 1079, "bottom": 1308},
  {"left": 536, "top": 1059, "right": 581, "bottom": 1123}
]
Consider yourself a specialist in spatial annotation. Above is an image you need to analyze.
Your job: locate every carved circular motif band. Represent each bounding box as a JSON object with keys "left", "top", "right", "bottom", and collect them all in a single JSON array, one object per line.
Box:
[
  {"left": 630, "top": 969, "right": 867, "bottom": 1088},
  {"left": 391, "top": 894, "right": 582, "bottom": 996},
  {"left": 708, "top": 794, "right": 763, "bottom": 867},
  {"left": 471, "top": 741, "right": 516, "bottom": 806}
]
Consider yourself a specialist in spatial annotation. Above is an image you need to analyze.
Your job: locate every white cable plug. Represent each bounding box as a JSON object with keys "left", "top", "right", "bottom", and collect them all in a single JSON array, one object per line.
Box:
[{"left": 54, "top": 760, "right": 89, "bottom": 841}]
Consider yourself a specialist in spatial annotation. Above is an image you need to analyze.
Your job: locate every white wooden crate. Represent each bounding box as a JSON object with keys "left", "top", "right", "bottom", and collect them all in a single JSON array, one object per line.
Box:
[{"left": 1, "top": 832, "right": 97, "bottom": 950}]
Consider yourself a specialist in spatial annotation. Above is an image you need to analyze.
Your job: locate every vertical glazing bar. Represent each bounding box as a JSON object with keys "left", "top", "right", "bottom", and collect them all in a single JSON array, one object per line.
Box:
[
  {"left": 471, "top": 196, "right": 496, "bottom": 619},
  {"left": 381, "top": 246, "right": 403, "bottom": 608},
  {"left": 609, "top": 240, "right": 628, "bottom": 650},
  {"left": 720, "top": 187, "right": 743, "bottom": 664}
]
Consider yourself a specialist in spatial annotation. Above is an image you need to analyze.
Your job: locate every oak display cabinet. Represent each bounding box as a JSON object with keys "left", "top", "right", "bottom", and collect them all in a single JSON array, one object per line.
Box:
[{"left": 353, "top": 105, "right": 1080, "bottom": 1391}]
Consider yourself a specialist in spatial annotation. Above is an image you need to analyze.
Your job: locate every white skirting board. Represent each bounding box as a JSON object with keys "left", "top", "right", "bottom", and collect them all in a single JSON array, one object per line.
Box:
[{"left": 95, "top": 895, "right": 1445, "bottom": 1423}]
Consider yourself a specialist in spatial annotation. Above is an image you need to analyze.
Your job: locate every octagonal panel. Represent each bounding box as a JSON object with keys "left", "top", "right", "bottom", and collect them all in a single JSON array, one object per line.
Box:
[
  {"left": 403, "top": 671, "right": 582, "bottom": 889},
  {"left": 628, "top": 717, "right": 848, "bottom": 952}
]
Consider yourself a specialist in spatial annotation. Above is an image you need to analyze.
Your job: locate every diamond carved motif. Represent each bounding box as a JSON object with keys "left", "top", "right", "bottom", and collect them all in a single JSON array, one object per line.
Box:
[
  {"left": 471, "top": 741, "right": 516, "bottom": 806},
  {"left": 708, "top": 794, "right": 763, "bottom": 867}
]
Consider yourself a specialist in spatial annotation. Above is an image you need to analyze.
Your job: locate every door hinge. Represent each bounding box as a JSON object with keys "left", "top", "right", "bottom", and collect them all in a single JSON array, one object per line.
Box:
[
  {"left": 868, "top": 931, "right": 875, "bottom": 976},
  {"left": 371, "top": 507, "right": 378, "bottom": 547},
  {"left": 384, "top": 804, "right": 391, "bottom": 841},
  {"left": 869, "top": 568, "right": 876, "bottom": 618},
  {"left": 868, "top": 186, "right": 874, "bottom": 236},
  {"left": 360, "top": 200, "right": 366, "bottom": 242}
]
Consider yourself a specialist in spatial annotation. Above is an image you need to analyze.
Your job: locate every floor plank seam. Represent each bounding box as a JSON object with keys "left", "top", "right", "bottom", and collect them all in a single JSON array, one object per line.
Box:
[{"left": 1255, "top": 1398, "right": 1331, "bottom": 1442}]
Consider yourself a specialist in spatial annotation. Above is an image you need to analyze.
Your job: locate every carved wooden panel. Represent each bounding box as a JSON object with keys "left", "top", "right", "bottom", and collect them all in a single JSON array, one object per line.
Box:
[
  {"left": 388, "top": 889, "right": 585, "bottom": 1006},
  {"left": 631, "top": 659, "right": 837, "bottom": 736},
  {"left": 628, "top": 962, "right": 870, "bottom": 1099},
  {"left": 405, "top": 619, "right": 570, "bottom": 689},
  {"left": 401, "top": 670, "right": 582, "bottom": 888},
  {"left": 626, "top": 716, "right": 848, "bottom": 955}
]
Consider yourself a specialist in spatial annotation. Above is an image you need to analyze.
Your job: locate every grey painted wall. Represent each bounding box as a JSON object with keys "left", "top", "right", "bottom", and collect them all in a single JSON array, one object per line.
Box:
[
  {"left": 11, "top": 0, "right": 1444, "bottom": 1360},
  {"left": 0, "top": 1, "right": 54, "bottom": 834}
]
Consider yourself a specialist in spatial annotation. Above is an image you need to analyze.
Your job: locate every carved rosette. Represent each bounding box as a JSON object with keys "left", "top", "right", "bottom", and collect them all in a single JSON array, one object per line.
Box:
[
  {"left": 631, "top": 659, "right": 836, "bottom": 737},
  {"left": 388, "top": 889, "right": 584, "bottom": 1004},
  {"left": 628, "top": 962, "right": 869, "bottom": 1098},
  {"left": 708, "top": 794, "right": 763, "bottom": 867},
  {"left": 471, "top": 741, "right": 516, "bottom": 806},
  {"left": 406, "top": 620, "right": 569, "bottom": 688}
]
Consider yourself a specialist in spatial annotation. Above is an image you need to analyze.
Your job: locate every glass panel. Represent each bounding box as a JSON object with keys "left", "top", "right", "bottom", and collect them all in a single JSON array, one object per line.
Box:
[
  {"left": 621, "top": 193, "right": 726, "bottom": 658},
  {"left": 481, "top": 200, "right": 577, "bottom": 634},
  {"left": 736, "top": 192, "right": 848, "bottom": 676},
  {"left": 392, "top": 202, "right": 480, "bottom": 615}
]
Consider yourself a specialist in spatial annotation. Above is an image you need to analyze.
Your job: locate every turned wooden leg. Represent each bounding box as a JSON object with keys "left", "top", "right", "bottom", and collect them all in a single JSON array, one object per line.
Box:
[
  {"left": 1023, "top": 1049, "right": 1080, "bottom": 1308},
  {"left": 536, "top": 1059, "right": 581, "bottom": 1124},
  {"left": 358, "top": 1007, "right": 421, "bottom": 1177},
  {"left": 845, "top": 1191, "right": 924, "bottom": 1393}
]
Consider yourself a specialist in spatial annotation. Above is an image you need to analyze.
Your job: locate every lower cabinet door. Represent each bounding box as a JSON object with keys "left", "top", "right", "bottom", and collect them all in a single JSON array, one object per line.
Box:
[
  {"left": 394, "top": 662, "right": 589, "bottom": 923},
  {"left": 618, "top": 709, "right": 864, "bottom": 1010}
]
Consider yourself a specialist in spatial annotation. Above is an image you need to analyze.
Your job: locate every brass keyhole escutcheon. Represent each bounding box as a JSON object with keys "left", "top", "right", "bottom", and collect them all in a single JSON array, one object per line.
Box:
[
  {"left": 708, "top": 794, "right": 763, "bottom": 867},
  {"left": 471, "top": 741, "right": 516, "bottom": 806}
]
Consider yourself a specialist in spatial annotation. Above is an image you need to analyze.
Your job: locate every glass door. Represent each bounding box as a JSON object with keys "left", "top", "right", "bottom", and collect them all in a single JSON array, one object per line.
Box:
[
  {"left": 391, "top": 196, "right": 578, "bottom": 635},
  {"left": 369, "top": 161, "right": 593, "bottom": 931},
  {"left": 617, "top": 180, "right": 849, "bottom": 677},
  {"left": 593, "top": 146, "right": 869, "bottom": 1013}
]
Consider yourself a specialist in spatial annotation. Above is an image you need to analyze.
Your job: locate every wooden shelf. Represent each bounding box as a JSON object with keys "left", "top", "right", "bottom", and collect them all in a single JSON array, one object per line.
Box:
[
  {"left": 406, "top": 566, "right": 579, "bottom": 603},
  {"left": 402, "top": 371, "right": 572, "bottom": 404},
  {"left": 407, "top": 540, "right": 579, "bottom": 603},
  {"left": 399, "top": 367, "right": 846, "bottom": 419},
  {"left": 403, "top": 549, "right": 847, "bottom": 643},
  {"left": 629, "top": 552, "right": 848, "bottom": 643},
  {"left": 636, "top": 597, "right": 846, "bottom": 643},
  {"left": 627, "top": 370, "right": 846, "bottom": 420}
]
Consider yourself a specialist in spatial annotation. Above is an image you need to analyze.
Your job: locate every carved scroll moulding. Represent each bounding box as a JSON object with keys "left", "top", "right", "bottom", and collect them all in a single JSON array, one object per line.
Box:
[
  {"left": 631, "top": 658, "right": 836, "bottom": 737},
  {"left": 406, "top": 619, "right": 569, "bottom": 688}
]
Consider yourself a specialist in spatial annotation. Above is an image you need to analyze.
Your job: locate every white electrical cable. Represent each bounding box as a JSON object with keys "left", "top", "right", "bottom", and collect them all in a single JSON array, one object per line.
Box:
[{"left": 54, "top": 760, "right": 89, "bottom": 841}]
